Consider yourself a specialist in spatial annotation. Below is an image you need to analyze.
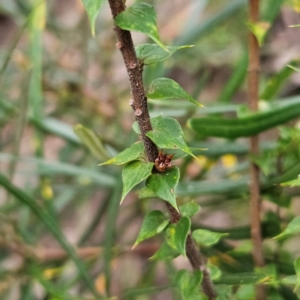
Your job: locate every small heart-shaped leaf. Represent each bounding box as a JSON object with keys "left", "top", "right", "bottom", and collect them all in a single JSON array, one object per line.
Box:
[
  {"left": 134, "top": 210, "right": 169, "bottom": 247},
  {"left": 99, "top": 142, "right": 144, "bottom": 166},
  {"left": 121, "top": 161, "right": 153, "bottom": 203},
  {"left": 146, "top": 167, "right": 180, "bottom": 210},
  {"left": 165, "top": 216, "right": 190, "bottom": 257},
  {"left": 115, "top": 2, "right": 166, "bottom": 50},
  {"left": 147, "top": 78, "right": 202, "bottom": 107}
]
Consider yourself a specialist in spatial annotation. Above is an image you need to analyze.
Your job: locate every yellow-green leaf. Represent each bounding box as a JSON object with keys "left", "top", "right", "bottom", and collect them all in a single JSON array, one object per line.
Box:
[
  {"left": 81, "top": 0, "right": 105, "bottom": 36},
  {"left": 165, "top": 216, "right": 190, "bottom": 257}
]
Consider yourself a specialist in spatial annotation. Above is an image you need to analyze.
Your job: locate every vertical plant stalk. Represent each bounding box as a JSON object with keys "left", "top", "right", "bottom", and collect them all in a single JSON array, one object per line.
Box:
[
  {"left": 248, "top": 0, "right": 266, "bottom": 299},
  {"left": 107, "top": 0, "right": 216, "bottom": 298}
]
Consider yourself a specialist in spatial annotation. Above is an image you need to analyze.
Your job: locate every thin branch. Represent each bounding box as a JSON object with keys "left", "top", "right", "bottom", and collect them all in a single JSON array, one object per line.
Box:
[
  {"left": 248, "top": 0, "right": 266, "bottom": 299},
  {"left": 107, "top": 0, "right": 216, "bottom": 298}
]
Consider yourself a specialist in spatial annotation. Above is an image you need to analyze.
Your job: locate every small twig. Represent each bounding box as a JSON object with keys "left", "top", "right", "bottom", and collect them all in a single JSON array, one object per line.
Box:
[
  {"left": 107, "top": 0, "right": 216, "bottom": 298},
  {"left": 248, "top": 0, "right": 266, "bottom": 299}
]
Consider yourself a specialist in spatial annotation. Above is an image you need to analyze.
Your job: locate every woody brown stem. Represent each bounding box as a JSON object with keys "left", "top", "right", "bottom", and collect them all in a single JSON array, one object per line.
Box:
[
  {"left": 107, "top": 0, "right": 216, "bottom": 298},
  {"left": 248, "top": 0, "right": 266, "bottom": 299}
]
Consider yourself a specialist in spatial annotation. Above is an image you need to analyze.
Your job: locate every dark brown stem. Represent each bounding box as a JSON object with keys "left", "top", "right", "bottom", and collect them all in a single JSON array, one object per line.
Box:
[
  {"left": 107, "top": 0, "right": 216, "bottom": 298},
  {"left": 248, "top": 0, "right": 266, "bottom": 299}
]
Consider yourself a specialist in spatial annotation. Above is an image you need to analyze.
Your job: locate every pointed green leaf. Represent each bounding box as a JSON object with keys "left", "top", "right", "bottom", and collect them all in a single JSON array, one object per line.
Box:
[
  {"left": 135, "top": 44, "right": 194, "bottom": 65},
  {"left": 188, "top": 101, "right": 300, "bottom": 138},
  {"left": 146, "top": 166, "right": 180, "bottom": 210},
  {"left": 150, "top": 240, "right": 179, "bottom": 261},
  {"left": 99, "top": 142, "right": 144, "bottom": 166},
  {"left": 133, "top": 210, "right": 169, "bottom": 247},
  {"left": 192, "top": 229, "right": 228, "bottom": 246},
  {"left": 121, "top": 161, "right": 153, "bottom": 202},
  {"left": 132, "top": 115, "right": 163, "bottom": 135},
  {"left": 179, "top": 201, "right": 201, "bottom": 218},
  {"left": 74, "top": 124, "right": 110, "bottom": 160},
  {"left": 214, "top": 272, "right": 268, "bottom": 285},
  {"left": 273, "top": 216, "right": 300, "bottom": 240},
  {"left": 146, "top": 117, "right": 195, "bottom": 158},
  {"left": 165, "top": 216, "right": 190, "bottom": 257},
  {"left": 147, "top": 78, "right": 201, "bottom": 107},
  {"left": 246, "top": 21, "right": 270, "bottom": 46},
  {"left": 175, "top": 269, "right": 202, "bottom": 299},
  {"left": 294, "top": 257, "right": 300, "bottom": 291},
  {"left": 261, "top": 61, "right": 297, "bottom": 100},
  {"left": 81, "top": 0, "right": 105, "bottom": 36},
  {"left": 115, "top": 2, "right": 165, "bottom": 50}
]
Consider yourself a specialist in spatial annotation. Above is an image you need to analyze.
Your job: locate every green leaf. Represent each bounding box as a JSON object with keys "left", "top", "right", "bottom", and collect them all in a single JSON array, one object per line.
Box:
[
  {"left": 179, "top": 201, "right": 201, "bottom": 218},
  {"left": 246, "top": 21, "right": 270, "bottom": 46},
  {"left": 165, "top": 216, "right": 190, "bottom": 257},
  {"left": 135, "top": 44, "right": 193, "bottom": 65},
  {"left": 273, "top": 216, "right": 300, "bottom": 240},
  {"left": 133, "top": 210, "right": 169, "bottom": 247},
  {"left": 147, "top": 78, "right": 201, "bottom": 107},
  {"left": 281, "top": 175, "right": 300, "bottom": 187},
  {"left": 235, "top": 285, "right": 255, "bottom": 300},
  {"left": 146, "top": 117, "right": 195, "bottom": 158},
  {"left": 294, "top": 257, "right": 300, "bottom": 291},
  {"left": 261, "top": 61, "right": 297, "bottom": 100},
  {"left": 150, "top": 240, "right": 179, "bottom": 261},
  {"left": 74, "top": 124, "right": 110, "bottom": 160},
  {"left": 175, "top": 269, "right": 202, "bottom": 299},
  {"left": 99, "top": 142, "right": 144, "bottom": 166},
  {"left": 192, "top": 229, "right": 228, "bottom": 246},
  {"left": 281, "top": 275, "right": 297, "bottom": 285},
  {"left": 215, "top": 272, "right": 268, "bottom": 285},
  {"left": 121, "top": 161, "right": 153, "bottom": 202},
  {"left": 132, "top": 115, "right": 162, "bottom": 135},
  {"left": 115, "top": 2, "right": 165, "bottom": 50},
  {"left": 188, "top": 101, "right": 300, "bottom": 138},
  {"left": 208, "top": 264, "right": 222, "bottom": 281},
  {"left": 287, "top": 64, "right": 300, "bottom": 72},
  {"left": 146, "top": 166, "right": 180, "bottom": 210},
  {"left": 81, "top": 0, "right": 105, "bottom": 36}
]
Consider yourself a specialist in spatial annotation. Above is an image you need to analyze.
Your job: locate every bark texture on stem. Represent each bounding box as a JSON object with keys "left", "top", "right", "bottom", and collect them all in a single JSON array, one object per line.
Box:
[
  {"left": 108, "top": 0, "right": 158, "bottom": 162},
  {"left": 107, "top": 0, "right": 216, "bottom": 298},
  {"left": 248, "top": 0, "right": 266, "bottom": 299}
]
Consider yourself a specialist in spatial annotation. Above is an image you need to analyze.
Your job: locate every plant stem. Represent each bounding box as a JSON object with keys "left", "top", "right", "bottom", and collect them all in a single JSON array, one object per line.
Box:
[
  {"left": 107, "top": 0, "right": 216, "bottom": 298},
  {"left": 248, "top": 0, "right": 266, "bottom": 299}
]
